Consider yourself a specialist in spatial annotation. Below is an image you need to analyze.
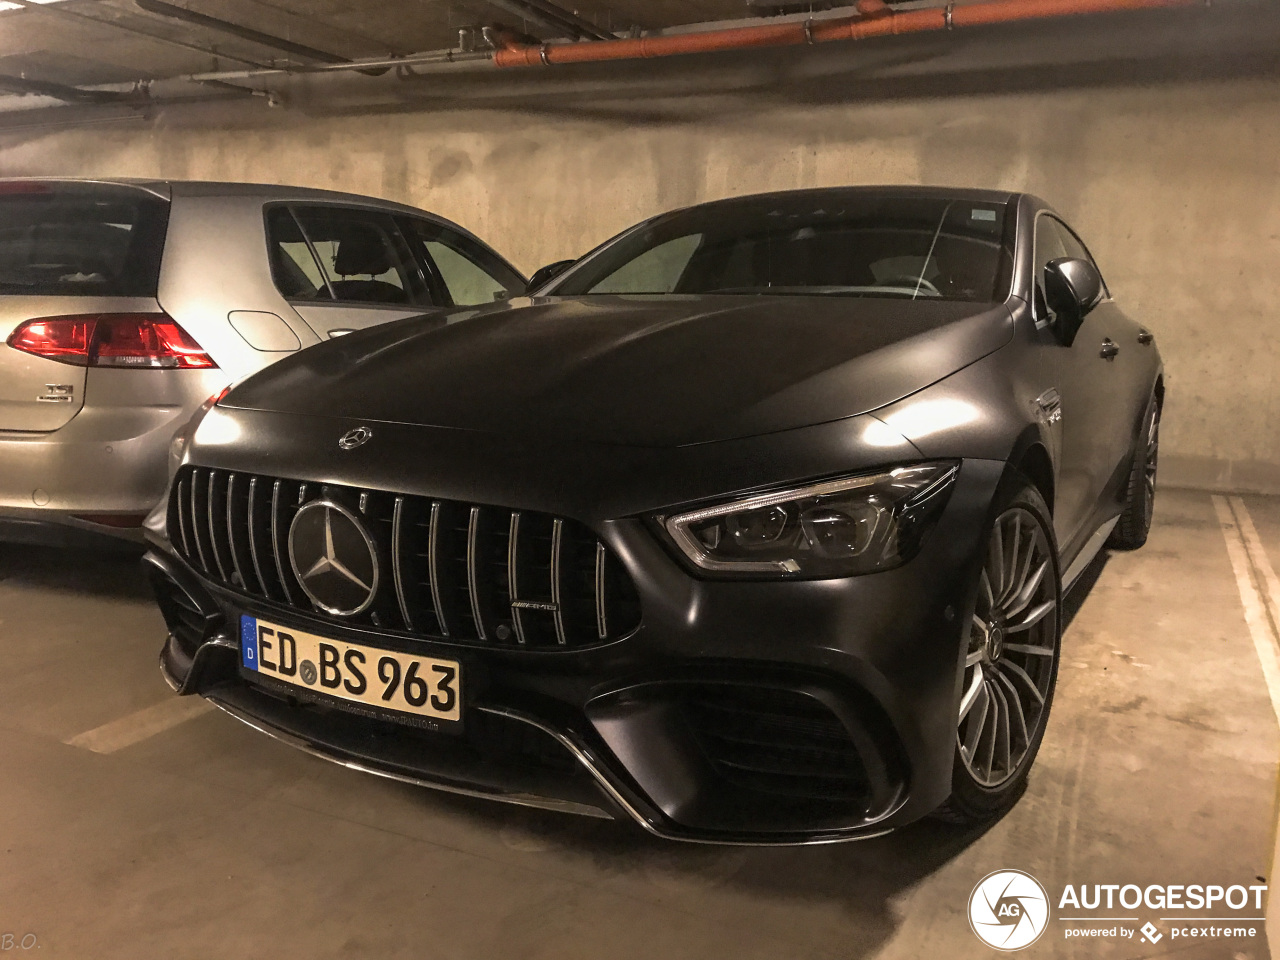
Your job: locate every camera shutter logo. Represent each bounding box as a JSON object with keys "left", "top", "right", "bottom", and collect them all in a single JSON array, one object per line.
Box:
[{"left": 968, "top": 870, "right": 1050, "bottom": 951}]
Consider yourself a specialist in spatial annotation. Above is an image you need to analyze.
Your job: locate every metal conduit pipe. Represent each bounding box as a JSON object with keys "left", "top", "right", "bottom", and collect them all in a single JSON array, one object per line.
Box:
[
  {"left": 0, "top": 74, "right": 138, "bottom": 105},
  {"left": 487, "top": 0, "right": 614, "bottom": 41},
  {"left": 134, "top": 0, "right": 352, "bottom": 65},
  {"left": 134, "top": 0, "right": 398, "bottom": 76},
  {"left": 5, "top": 0, "right": 273, "bottom": 69},
  {"left": 520, "top": 0, "right": 618, "bottom": 40},
  {"left": 492, "top": 0, "right": 1200, "bottom": 67},
  {"left": 179, "top": 48, "right": 492, "bottom": 83}
]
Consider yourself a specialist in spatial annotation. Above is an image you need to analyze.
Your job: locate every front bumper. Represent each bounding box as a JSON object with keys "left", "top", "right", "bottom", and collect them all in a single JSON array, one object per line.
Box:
[{"left": 148, "top": 456, "right": 1004, "bottom": 845}]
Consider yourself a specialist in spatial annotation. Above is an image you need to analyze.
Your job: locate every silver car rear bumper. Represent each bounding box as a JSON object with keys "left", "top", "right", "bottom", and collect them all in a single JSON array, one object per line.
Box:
[{"left": 0, "top": 367, "right": 223, "bottom": 542}]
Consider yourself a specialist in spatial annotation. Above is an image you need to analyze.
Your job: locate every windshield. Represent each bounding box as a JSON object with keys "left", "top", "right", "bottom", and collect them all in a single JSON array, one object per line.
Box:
[
  {"left": 0, "top": 191, "right": 170, "bottom": 297},
  {"left": 550, "top": 194, "right": 1012, "bottom": 303}
]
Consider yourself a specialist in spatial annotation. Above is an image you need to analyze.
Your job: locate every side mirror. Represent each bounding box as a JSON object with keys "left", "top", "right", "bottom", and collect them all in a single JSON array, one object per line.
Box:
[
  {"left": 1044, "top": 257, "right": 1103, "bottom": 346},
  {"left": 526, "top": 259, "right": 575, "bottom": 293}
]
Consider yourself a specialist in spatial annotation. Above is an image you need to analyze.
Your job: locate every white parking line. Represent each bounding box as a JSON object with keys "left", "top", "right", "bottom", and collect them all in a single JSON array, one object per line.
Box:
[
  {"left": 1212, "top": 496, "right": 1280, "bottom": 722},
  {"left": 1232, "top": 496, "right": 1280, "bottom": 640},
  {"left": 64, "top": 696, "right": 214, "bottom": 754},
  {"left": 1211, "top": 495, "right": 1280, "bottom": 960}
]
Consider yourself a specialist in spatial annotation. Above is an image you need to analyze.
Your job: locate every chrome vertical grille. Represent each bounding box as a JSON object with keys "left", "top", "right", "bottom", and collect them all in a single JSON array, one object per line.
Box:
[
  {"left": 168, "top": 466, "right": 642, "bottom": 649},
  {"left": 391, "top": 497, "right": 413, "bottom": 632}
]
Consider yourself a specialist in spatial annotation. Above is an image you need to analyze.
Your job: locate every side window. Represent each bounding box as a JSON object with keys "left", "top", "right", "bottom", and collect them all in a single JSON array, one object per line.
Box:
[
  {"left": 589, "top": 234, "right": 702, "bottom": 294},
  {"left": 1033, "top": 214, "right": 1068, "bottom": 324},
  {"left": 288, "top": 207, "right": 427, "bottom": 306},
  {"left": 404, "top": 220, "right": 523, "bottom": 306},
  {"left": 266, "top": 207, "right": 329, "bottom": 301}
]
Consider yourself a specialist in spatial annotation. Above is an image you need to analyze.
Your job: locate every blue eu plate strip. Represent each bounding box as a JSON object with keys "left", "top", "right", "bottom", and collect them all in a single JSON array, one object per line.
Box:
[{"left": 240, "top": 614, "right": 259, "bottom": 671}]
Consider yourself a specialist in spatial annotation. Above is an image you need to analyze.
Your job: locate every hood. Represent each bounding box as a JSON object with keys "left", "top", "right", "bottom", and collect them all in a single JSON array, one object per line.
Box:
[{"left": 223, "top": 295, "right": 1013, "bottom": 447}]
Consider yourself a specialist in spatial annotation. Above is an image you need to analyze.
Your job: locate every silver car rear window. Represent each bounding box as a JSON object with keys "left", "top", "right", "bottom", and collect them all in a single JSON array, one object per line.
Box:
[{"left": 0, "top": 190, "right": 169, "bottom": 297}]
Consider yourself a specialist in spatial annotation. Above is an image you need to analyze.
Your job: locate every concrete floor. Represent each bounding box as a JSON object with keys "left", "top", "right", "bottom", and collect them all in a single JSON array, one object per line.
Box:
[{"left": 0, "top": 488, "right": 1276, "bottom": 960}]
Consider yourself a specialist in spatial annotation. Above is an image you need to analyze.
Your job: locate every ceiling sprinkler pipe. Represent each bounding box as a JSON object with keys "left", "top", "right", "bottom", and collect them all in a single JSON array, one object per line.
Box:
[
  {"left": 180, "top": 48, "right": 491, "bottom": 83},
  {"left": 487, "top": 0, "right": 614, "bottom": 40},
  {"left": 491, "top": 0, "right": 1200, "bottom": 67},
  {"left": 134, "top": 0, "right": 350, "bottom": 65}
]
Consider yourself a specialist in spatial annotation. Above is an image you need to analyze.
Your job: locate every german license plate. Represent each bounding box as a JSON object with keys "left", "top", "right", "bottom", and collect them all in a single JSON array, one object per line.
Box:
[{"left": 239, "top": 615, "right": 460, "bottom": 724}]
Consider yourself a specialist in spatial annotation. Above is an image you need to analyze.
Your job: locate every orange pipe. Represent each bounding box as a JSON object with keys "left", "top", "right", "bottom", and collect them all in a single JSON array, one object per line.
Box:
[{"left": 492, "top": 0, "right": 1197, "bottom": 68}]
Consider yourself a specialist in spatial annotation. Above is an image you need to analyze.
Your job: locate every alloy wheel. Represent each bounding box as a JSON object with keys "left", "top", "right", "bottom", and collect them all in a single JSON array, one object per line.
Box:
[
  {"left": 958, "top": 507, "right": 1059, "bottom": 789},
  {"left": 1143, "top": 402, "right": 1160, "bottom": 529}
]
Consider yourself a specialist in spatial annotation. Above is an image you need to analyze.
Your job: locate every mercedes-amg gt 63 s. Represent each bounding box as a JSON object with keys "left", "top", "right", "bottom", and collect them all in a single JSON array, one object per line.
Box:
[{"left": 145, "top": 187, "right": 1162, "bottom": 844}]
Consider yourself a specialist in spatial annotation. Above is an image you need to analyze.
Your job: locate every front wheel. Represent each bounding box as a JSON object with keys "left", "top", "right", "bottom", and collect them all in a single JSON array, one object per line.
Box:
[{"left": 934, "top": 481, "right": 1062, "bottom": 825}]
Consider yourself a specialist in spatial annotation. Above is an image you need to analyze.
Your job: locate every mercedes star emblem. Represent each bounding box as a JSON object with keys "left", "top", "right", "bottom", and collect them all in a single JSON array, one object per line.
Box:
[
  {"left": 287, "top": 500, "right": 380, "bottom": 616},
  {"left": 338, "top": 426, "right": 373, "bottom": 450}
]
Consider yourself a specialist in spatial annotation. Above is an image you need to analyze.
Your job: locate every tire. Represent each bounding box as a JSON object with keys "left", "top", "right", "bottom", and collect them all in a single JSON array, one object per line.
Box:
[
  {"left": 934, "top": 479, "right": 1062, "bottom": 825},
  {"left": 1107, "top": 391, "right": 1160, "bottom": 550}
]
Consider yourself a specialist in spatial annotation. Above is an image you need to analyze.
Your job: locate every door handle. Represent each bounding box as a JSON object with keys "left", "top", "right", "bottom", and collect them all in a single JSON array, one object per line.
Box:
[{"left": 1100, "top": 339, "right": 1119, "bottom": 360}]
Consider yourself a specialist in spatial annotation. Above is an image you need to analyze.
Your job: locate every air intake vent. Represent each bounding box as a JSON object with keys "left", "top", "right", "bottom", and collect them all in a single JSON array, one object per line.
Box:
[
  {"left": 167, "top": 467, "right": 641, "bottom": 649},
  {"left": 681, "top": 686, "right": 872, "bottom": 803},
  {"left": 150, "top": 569, "right": 217, "bottom": 655}
]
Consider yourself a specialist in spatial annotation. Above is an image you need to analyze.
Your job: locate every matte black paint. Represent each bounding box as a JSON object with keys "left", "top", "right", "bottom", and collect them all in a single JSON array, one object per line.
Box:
[
  {"left": 149, "top": 188, "right": 1162, "bottom": 843},
  {"left": 222, "top": 296, "right": 1013, "bottom": 447}
]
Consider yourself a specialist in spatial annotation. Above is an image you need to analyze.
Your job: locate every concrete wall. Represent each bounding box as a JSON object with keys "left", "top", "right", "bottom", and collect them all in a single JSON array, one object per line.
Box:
[{"left": 2, "top": 73, "right": 1278, "bottom": 491}]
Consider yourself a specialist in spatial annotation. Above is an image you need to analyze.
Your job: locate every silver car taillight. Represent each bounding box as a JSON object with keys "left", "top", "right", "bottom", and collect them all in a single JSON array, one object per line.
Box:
[{"left": 6, "top": 313, "right": 216, "bottom": 369}]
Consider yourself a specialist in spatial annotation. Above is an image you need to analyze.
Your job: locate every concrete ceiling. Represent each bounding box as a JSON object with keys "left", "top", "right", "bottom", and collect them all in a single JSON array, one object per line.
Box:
[
  {"left": 1, "top": 0, "right": 1278, "bottom": 128},
  {"left": 0, "top": 0, "right": 778, "bottom": 88}
]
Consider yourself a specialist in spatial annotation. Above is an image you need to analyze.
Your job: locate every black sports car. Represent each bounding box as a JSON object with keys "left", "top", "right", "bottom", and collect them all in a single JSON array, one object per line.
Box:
[{"left": 146, "top": 187, "right": 1162, "bottom": 844}]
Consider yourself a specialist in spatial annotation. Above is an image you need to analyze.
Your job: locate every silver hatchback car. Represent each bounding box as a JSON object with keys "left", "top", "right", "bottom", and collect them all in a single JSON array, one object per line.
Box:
[{"left": 0, "top": 179, "right": 525, "bottom": 547}]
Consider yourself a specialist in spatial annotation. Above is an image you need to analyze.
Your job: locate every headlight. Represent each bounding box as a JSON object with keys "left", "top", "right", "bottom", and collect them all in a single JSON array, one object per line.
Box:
[{"left": 658, "top": 461, "right": 960, "bottom": 578}]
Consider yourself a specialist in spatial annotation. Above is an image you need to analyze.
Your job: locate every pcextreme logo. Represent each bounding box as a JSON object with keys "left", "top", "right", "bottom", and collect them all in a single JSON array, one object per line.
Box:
[{"left": 969, "top": 870, "right": 1051, "bottom": 951}]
